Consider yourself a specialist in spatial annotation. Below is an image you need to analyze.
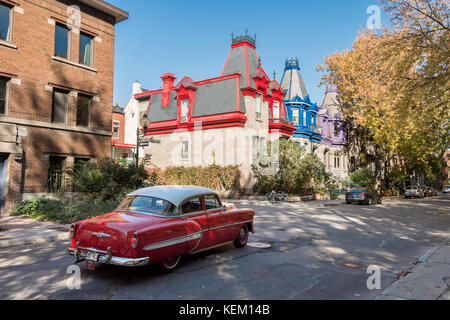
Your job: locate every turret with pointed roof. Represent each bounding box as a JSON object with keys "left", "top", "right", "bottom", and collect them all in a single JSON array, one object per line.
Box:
[
  {"left": 280, "top": 56, "right": 308, "bottom": 101},
  {"left": 280, "top": 56, "right": 321, "bottom": 144}
]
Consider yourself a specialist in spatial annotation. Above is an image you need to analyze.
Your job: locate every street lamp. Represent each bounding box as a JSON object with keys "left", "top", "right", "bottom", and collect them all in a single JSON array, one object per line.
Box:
[{"left": 136, "top": 114, "right": 151, "bottom": 167}]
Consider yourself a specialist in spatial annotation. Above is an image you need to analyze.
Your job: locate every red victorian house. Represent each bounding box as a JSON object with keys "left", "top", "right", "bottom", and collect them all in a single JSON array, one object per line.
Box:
[{"left": 133, "top": 32, "right": 295, "bottom": 193}]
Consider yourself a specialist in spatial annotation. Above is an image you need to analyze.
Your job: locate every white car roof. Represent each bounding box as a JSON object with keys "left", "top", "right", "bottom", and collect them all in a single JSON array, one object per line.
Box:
[{"left": 128, "top": 185, "right": 217, "bottom": 207}]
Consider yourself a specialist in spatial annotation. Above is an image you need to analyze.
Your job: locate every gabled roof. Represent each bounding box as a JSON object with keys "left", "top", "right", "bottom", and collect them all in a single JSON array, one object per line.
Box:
[{"left": 140, "top": 75, "right": 245, "bottom": 123}]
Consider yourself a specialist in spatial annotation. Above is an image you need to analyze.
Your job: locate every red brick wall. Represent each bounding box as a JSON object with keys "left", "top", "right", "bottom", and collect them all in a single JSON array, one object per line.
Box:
[
  {"left": 112, "top": 112, "right": 125, "bottom": 144},
  {"left": 0, "top": 0, "right": 120, "bottom": 204}
]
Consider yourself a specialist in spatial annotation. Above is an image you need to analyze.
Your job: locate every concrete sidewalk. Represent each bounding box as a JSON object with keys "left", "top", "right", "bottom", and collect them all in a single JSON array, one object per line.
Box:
[
  {"left": 376, "top": 242, "right": 450, "bottom": 300},
  {"left": 0, "top": 215, "right": 70, "bottom": 248}
]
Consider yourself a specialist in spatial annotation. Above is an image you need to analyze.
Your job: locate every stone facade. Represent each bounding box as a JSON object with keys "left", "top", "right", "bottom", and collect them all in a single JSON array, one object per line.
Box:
[
  {"left": 0, "top": 0, "right": 128, "bottom": 214},
  {"left": 133, "top": 34, "right": 295, "bottom": 194}
]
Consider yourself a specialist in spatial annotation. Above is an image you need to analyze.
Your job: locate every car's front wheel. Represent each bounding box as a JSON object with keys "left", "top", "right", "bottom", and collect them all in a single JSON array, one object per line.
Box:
[
  {"left": 234, "top": 224, "right": 249, "bottom": 248},
  {"left": 158, "top": 256, "right": 182, "bottom": 273}
]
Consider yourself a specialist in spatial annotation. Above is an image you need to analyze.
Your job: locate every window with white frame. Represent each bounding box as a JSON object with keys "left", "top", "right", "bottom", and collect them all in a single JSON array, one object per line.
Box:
[
  {"left": 302, "top": 109, "right": 306, "bottom": 126},
  {"left": 113, "top": 120, "right": 120, "bottom": 139},
  {"left": 273, "top": 100, "right": 280, "bottom": 119},
  {"left": 181, "top": 141, "right": 189, "bottom": 159},
  {"left": 0, "top": 2, "right": 12, "bottom": 42},
  {"left": 255, "top": 93, "right": 262, "bottom": 120},
  {"left": 180, "top": 99, "right": 189, "bottom": 123},
  {"left": 292, "top": 108, "right": 299, "bottom": 125},
  {"left": 334, "top": 152, "right": 340, "bottom": 169}
]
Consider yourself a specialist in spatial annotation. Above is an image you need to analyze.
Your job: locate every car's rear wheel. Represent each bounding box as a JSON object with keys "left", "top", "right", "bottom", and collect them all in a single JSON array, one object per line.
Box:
[
  {"left": 158, "top": 256, "right": 182, "bottom": 273},
  {"left": 365, "top": 197, "right": 372, "bottom": 205},
  {"left": 233, "top": 224, "right": 249, "bottom": 248}
]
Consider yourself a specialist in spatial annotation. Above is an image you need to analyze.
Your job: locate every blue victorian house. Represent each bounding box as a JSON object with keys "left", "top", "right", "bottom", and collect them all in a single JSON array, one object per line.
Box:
[{"left": 280, "top": 57, "right": 322, "bottom": 147}]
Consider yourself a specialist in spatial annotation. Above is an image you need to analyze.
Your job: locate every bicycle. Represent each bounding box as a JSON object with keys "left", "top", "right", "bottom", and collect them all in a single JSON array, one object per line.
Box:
[{"left": 265, "top": 190, "right": 288, "bottom": 202}]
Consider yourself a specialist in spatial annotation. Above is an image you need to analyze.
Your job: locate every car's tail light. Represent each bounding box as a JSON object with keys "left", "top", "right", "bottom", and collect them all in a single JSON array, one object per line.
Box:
[
  {"left": 360, "top": 193, "right": 366, "bottom": 196},
  {"left": 131, "top": 233, "right": 138, "bottom": 249},
  {"left": 69, "top": 224, "right": 76, "bottom": 249}
]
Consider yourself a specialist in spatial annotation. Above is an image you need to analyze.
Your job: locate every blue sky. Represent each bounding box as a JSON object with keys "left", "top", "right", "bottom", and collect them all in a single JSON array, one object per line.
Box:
[{"left": 108, "top": 0, "right": 386, "bottom": 107}]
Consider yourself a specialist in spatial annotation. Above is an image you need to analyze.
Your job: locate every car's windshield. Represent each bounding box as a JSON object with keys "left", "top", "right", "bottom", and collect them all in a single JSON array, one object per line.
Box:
[
  {"left": 407, "top": 186, "right": 417, "bottom": 190},
  {"left": 117, "top": 196, "right": 176, "bottom": 216}
]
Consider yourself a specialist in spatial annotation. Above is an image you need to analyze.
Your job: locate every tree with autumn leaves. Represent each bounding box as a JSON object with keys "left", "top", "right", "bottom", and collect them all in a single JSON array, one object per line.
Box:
[{"left": 318, "top": 0, "right": 449, "bottom": 191}]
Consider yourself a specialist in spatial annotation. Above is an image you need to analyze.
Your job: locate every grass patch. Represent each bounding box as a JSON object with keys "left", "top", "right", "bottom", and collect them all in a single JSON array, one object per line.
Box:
[{"left": 10, "top": 196, "right": 123, "bottom": 224}]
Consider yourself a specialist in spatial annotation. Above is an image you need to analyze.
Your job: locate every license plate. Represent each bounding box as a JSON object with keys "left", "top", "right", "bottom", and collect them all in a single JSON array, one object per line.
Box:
[
  {"left": 85, "top": 260, "right": 96, "bottom": 271},
  {"left": 86, "top": 251, "right": 99, "bottom": 262}
]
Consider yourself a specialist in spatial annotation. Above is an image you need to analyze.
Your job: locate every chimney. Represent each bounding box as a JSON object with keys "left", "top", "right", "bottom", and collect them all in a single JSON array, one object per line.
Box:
[
  {"left": 132, "top": 81, "right": 142, "bottom": 95},
  {"left": 161, "top": 73, "right": 176, "bottom": 107}
]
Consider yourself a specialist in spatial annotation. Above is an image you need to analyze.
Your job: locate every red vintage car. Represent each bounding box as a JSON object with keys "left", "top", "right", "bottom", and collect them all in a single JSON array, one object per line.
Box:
[{"left": 66, "top": 186, "right": 255, "bottom": 272}]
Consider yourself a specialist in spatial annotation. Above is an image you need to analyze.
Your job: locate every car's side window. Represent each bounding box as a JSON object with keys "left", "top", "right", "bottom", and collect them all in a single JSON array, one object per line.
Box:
[
  {"left": 205, "top": 195, "right": 221, "bottom": 210},
  {"left": 180, "top": 197, "right": 203, "bottom": 215}
]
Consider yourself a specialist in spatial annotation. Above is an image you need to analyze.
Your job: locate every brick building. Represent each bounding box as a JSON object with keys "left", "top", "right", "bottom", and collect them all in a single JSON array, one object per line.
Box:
[
  {"left": 0, "top": 0, "right": 128, "bottom": 215},
  {"left": 111, "top": 103, "right": 135, "bottom": 162}
]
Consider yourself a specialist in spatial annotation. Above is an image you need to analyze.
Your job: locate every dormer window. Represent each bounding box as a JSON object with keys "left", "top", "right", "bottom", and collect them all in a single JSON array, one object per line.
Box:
[
  {"left": 180, "top": 99, "right": 189, "bottom": 123},
  {"left": 273, "top": 100, "right": 280, "bottom": 119},
  {"left": 255, "top": 93, "right": 262, "bottom": 120}
]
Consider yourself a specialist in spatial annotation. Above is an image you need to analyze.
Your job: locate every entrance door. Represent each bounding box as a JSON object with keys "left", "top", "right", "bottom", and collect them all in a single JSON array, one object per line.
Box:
[{"left": 0, "top": 154, "right": 9, "bottom": 216}]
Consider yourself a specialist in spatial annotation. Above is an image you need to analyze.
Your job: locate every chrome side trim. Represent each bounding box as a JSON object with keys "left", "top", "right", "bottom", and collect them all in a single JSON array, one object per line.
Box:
[
  {"left": 143, "top": 232, "right": 202, "bottom": 251},
  {"left": 142, "top": 220, "right": 253, "bottom": 251}
]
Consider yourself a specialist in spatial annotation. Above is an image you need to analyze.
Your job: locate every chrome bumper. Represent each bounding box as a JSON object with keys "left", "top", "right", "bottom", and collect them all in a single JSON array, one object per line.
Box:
[{"left": 66, "top": 245, "right": 149, "bottom": 267}]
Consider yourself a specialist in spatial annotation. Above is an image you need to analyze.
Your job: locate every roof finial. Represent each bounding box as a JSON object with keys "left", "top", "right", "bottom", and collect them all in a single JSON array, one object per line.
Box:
[
  {"left": 273, "top": 70, "right": 276, "bottom": 81},
  {"left": 257, "top": 57, "right": 261, "bottom": 69}
]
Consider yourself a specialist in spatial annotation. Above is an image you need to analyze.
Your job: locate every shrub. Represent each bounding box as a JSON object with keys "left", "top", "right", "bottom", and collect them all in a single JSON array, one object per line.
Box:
[
  {"left": 10, "top": 196, "right": 123, "bottom": 224},
  {"left": 148, "top": 165, "right": 240, "bottom": 191},
  {"left": 70, "top": 158, "right": 149, "bottom": 201}
]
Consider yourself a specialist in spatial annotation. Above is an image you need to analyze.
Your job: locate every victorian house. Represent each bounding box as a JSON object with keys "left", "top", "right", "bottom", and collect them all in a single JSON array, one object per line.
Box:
[
  {"left": 281, "top": 57, "right": 348, "bottom": 179},
  {"left": 133, "top": 33, "right": 296, "bottom": 194}
]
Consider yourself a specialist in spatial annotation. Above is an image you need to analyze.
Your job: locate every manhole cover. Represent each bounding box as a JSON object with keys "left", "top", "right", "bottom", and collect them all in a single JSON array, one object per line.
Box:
[{"left": 247, "top": 242, "right": 272, "bottom": 249}]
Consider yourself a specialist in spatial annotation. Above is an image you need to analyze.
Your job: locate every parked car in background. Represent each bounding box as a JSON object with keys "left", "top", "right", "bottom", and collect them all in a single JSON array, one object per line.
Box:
[
  {"left": 67, "top": 186, "right": 255, "bottom": 273},
  {"left": 443, "top": 185, "right": 450, "bottom": 194},
  {"left": 405, "top": 185, "right": 424, "bottom": 199},
  {"left": 346, "top": 188, "right": 382, "bottom": 205}
]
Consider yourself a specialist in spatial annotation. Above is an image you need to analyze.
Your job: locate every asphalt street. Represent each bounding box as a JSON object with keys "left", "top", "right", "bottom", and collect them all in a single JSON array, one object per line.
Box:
[{"left": 0, "top": 196, "right": 448, "bottom": 300}]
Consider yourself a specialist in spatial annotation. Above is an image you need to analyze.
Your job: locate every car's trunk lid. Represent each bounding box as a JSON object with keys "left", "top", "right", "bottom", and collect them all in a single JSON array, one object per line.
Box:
[{"left": 76, "top": 211, "right": 166, "bottom": 257}]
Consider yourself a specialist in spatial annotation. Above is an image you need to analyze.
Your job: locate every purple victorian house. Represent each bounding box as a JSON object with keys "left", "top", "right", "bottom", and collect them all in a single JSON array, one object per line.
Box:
[{"left": 317, "top": 84, "right": 348, "bottom": 178}]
